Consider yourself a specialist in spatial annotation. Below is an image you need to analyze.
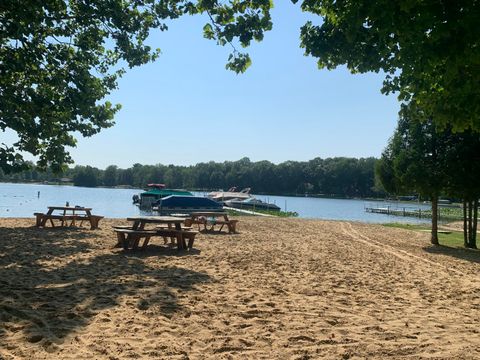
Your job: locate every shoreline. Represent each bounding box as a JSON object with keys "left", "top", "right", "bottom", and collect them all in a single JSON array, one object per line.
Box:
[{"left": 1, "top": 181, "right": 389, "bottom": 201}]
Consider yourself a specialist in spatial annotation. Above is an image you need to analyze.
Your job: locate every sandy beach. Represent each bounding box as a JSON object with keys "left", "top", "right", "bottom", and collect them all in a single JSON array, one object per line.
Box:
[{"left": 0, "top": 217, "right": 479, "bottom": 359}]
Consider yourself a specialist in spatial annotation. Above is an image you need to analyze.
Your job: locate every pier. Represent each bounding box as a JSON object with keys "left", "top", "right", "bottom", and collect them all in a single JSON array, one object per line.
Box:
[
  {"left": 365, "top": 204, "right": 462, "bottom": 221},
  {"left": 365, "top": 206, "right": 427, "bottom": 218}
]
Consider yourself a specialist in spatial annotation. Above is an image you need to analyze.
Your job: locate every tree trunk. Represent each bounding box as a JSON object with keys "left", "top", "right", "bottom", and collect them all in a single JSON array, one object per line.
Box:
[
  {"left": 431, "top": 196, "right": 439, "bottom": 245},
  {"left": 469, "top": 199, "right": 478, "bottom": 249},
  {"left": 468, "top": 200, "right": 474, "bottom": 248},
  {"left": 463, "top": 200, "right": 468, "bottom": 247}
]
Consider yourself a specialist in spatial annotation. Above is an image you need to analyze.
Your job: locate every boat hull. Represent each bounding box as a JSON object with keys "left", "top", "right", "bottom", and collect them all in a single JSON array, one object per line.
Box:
[
  {"left": 225, "top": 200, "right": 280, "bottom": 212},
  {"left": 137, "top": 189, "right": 193, "bottom": 208},
  {"left": 152, "top": 195, "right": 223, "bottom": 215}
]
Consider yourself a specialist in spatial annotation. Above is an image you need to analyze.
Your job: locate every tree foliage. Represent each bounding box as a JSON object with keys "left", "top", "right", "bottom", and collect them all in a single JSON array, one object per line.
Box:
[
  {"left": 72, "top": 165, "right": 99, "bottom": 187},
  {"left": 0, "top": 0, "right": 272, "bottom": 172},
  {"left": 443, "top": 130, "right": 480, "bottom": 248},
  {"left": 376, "top": 105, "right": 448, "bottom": 245},
  {"left": 4, "top": 0, "right": 479, "bottom": 176},
  {"left": 297, "top": 0, "right": 480, "bottom": 131},
  {"left": 377, "top": 104, "right": 480, "bottom": 248}
]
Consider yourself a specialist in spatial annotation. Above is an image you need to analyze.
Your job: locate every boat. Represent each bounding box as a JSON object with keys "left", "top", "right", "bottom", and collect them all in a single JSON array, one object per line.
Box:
[
  {"left": 152, "top": 195, "right": 223, "bottom": 214},
  {"left": 207, "top": 187, "right": 253, "bottom": 203},
  {"left": 224, "top": 197, "right": 281, "bottom": 212},
  {"left": 133, "top": 183, "right": 193, "bottom": 208}
]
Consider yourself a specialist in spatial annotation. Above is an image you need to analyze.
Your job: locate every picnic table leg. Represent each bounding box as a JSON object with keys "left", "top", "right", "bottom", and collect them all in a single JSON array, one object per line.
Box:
[
  {"left": 39, "top": 216, "right": 47, "bottom": 227},
  {"left": 175, "top": 232, "right": 185, "bottom": 250},
  {"left": 89, "top": 217, "right": 100, "bottom": 230},
  {"left": 41, "top": 209, "right": 54, "bottom": 227},
  {"left": 115, "top": 232, "right": 128, "bottom": 249},
  {"left": 187, "top": 233, "right": 195, "bottom": 249},
  {"left": 131, "top": 235, "right": 141, "bottom": 250},
  {"left": 35, "top": 214, "right": 44, "bottom": 227},
  {"left": 201, "top": 219, "right": 209, "bottom": 232},
  {"left": 173, "top": 224, "right": 185, "bottom": 250},
  {"left": 141, "top": 236, "right": 152, "bottom": 249},
  {"left": 165, "top": 224, "right": 174, "bottom": 245},
  {"left": 207, "top": 222, "right": 216, "bottom": 232},
  {"left": 69, "top": 211, "right": 74, "bottom": 226},
  {"left": 70, "top": 214, "right": 77, "bottom": 227},
  {"left": 85, "top": 210, "right": 99, "bottom": 230}
]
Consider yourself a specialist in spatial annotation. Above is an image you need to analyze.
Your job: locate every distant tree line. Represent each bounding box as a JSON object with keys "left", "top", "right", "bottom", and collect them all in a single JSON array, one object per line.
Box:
[{"left": 0, "top": 157, "right": 382, "bottom": 199}]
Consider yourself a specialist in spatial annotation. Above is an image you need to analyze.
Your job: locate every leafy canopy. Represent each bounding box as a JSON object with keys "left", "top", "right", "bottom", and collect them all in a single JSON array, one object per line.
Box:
[
  {"left": 376, "top": 104, "right": 448, "bottom": 199},
  {"left": 297, "top": 0, "right": 480, "bottom": 131},
  {"left": 3, "top": 0, "right": 479, "bottom": 173},
  {"left": 0, "top": 0, "right": 272, "bottom": 172}
]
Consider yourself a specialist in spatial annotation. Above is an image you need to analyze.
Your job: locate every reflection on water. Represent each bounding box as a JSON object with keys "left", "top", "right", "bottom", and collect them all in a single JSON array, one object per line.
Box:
[{"left": 0, "top": 183, "right": 429, "bottom": 224}]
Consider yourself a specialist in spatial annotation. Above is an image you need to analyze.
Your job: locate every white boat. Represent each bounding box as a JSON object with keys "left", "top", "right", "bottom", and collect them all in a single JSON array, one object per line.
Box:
[
  {"left": 207, "top": 187, "right": 252, "bottom": 202},
  {"left": 224, "top": 197, "right": 281, "bottom": 212}
]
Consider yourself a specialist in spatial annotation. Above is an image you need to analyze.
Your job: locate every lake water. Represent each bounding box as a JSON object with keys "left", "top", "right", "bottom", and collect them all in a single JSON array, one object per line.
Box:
[{"left": 0, "top": 183, "right": 430, "bottom": 224}]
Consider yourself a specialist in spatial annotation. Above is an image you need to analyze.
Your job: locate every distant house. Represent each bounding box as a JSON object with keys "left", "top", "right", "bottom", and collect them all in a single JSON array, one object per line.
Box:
[{"left": 59, "top": 177, "right": 72, "bottom": 183}]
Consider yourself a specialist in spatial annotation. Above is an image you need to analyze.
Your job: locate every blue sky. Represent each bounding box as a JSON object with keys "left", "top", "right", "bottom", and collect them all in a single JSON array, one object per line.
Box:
[{"left": 10, "top": 2, "right": 400, "bottom": 169}]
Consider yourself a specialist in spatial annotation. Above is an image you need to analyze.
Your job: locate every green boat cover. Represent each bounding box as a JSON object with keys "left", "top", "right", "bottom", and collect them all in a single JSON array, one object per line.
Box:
[{"left": 141, "top": 188, "right": 193, "bottom": 198}]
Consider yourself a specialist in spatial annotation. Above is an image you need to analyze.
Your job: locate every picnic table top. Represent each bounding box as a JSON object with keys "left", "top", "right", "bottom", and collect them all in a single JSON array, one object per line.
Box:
[
  {"left": 48, "top": 206, "right": 92, "bottom": 211},
  {"left": 190, "top": 211, "right": 228, "bottom": 217},
  {"left": 126, "top": 216, "right": 185, "bottom": 223}
]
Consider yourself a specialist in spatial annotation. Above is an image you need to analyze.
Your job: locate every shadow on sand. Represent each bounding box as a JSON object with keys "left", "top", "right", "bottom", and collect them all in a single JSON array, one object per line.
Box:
[
  {"left": 423, "top": 244, "right": 480, "bottom": 264},
  {"left": 0, "top": 225, "right": 210, "bottom": 347}
]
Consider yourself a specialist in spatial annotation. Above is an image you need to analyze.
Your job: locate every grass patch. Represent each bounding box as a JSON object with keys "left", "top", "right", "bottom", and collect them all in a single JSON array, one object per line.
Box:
[
  {"left": 382, "top": 223, "right": 430, "bottom": 231},
  {"left": 382, "top": 223, "right": 474, "bottom": 249},
  {"left": 437, "top": 232, "right": 467, "bottom": 248}
]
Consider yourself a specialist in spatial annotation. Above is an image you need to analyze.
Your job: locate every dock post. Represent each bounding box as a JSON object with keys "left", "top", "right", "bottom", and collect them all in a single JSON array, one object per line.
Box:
[{"left": 403, "top": 207, "right": 405, "bottom": 216}]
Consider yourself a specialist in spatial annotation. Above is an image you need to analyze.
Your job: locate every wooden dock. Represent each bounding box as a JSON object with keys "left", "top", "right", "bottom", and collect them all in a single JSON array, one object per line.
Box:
[{"left": 365, "top": 206, "right": 428, "bottom": 218}]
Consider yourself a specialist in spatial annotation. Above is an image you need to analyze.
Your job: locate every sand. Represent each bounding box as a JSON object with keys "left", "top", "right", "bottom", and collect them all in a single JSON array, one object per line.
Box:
[{"left": 0, "top": 217, "right": 479, "bottom": 359}]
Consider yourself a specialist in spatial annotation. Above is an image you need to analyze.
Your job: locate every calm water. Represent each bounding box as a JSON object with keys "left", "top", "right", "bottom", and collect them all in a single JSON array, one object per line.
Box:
[{"left": 0, "top": 183, "right": 430, "bottom": 223}]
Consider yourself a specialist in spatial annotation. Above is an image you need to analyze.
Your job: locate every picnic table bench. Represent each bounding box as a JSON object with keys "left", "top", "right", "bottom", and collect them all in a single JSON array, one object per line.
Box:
[
  {"left": 114, "top": 216, "right": 198, "bottom": 250},
  {"left": 186, "top": 212, "right": 238, "bottom": 234},
  {"left": 34, "top": 206, "right": 104, "bottom": 229}
]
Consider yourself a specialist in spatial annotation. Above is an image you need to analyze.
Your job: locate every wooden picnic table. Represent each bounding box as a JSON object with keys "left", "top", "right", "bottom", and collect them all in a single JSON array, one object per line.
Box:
[
  {"left": 187, "top": 211, "right": 238, "bottom": 233},
  {"left": 34, "top": 206, "right": 103, "bottom": 229},
  {"left": 114, "top": 216, "right": 197, "bottom": 250},
  {"left": 127, "top": 216, "right": 185, "bottom": 231}
]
